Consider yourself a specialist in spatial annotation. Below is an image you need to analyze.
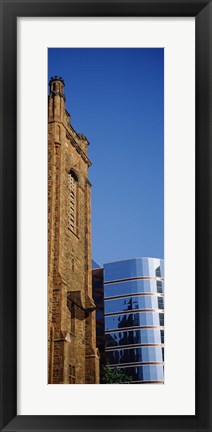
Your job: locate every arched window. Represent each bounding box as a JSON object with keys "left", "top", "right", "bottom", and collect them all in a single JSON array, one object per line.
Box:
[{"left": 68, "top": 171, "right": 78, "bottom": 233}]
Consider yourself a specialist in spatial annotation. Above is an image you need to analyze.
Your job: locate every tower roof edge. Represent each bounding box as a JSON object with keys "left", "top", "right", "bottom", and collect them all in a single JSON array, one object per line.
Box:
[{"left": 49, "top": 75, "right": 65, "bottom": 86}]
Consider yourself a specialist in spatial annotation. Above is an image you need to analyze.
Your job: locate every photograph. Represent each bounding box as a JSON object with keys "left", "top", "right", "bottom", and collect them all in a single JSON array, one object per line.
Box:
[{"left": 48, "top": 48, "right": 164, "bottom": 384}]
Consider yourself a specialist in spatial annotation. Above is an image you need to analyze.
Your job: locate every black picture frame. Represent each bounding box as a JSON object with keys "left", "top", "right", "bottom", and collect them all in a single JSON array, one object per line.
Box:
[{"left": 0, "top": 0, "right": 212, "bottom": 431}]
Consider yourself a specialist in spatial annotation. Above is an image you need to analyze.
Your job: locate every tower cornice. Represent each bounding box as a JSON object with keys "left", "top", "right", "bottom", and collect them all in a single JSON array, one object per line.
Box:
[
  {"left": 66, "top": 129, "right": 91, "bottom": 166},
  {"left": 48, "top": 120, "right": 92, "bottom": 166}
]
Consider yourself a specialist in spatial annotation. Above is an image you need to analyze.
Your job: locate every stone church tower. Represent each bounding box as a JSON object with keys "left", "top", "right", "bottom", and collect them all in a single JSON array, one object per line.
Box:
[{"left": 48, "top": 76, "right": 100, "bottom": 384}]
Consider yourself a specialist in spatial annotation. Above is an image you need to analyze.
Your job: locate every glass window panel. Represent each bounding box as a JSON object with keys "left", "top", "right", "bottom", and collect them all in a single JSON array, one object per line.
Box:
[
  {"left": 157, "top": 297, "right": 164, "bottom": 310},
  {"left": 105, "top": 295, "right": 161, "bottom": 314},
  {"left": 106, "top": 346, "right": 163, "bottom": 364},
  {"left": 105, "top": 328, "right": 163, "bottom": 347},
  {"left": 155, "top": 266, "right": 161, "bottom": 277},
  {"left": 156, "top": 280, "right": 164, "bottom": 293},
  {"left": 114, "top": 364, "right": 164, "bottom": 382},
  {"left": 159, "top": 313, "right": 164, "bottom": 326},
  {"left": 105, "top": 311, "right": 163, "bottom": 331},
  {"left": 141, "top": 346, "right": 163, "bottom": 362},
  {"left": 104, "top": 279, "right": 164, "bottom": 298}
]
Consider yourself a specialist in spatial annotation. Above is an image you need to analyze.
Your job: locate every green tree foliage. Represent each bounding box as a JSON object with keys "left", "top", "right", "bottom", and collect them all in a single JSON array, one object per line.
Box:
[{"left": 101, "top": 364, "right": 132, "bottom": 384}]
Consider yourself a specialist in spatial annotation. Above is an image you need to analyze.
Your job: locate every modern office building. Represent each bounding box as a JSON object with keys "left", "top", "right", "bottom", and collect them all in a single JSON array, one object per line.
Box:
[{"left": 93, "top": 257, "right": 164, "bottom": 384}]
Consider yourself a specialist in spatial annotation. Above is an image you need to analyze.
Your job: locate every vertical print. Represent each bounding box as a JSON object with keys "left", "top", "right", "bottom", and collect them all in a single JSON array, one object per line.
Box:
[{"left": 48, "top": 48, "right": 164, "bottom": 384}]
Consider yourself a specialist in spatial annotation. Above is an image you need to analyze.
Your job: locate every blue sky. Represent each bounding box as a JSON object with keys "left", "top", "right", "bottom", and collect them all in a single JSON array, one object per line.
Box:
[{"left": 48, "top": 48, "right": 164, "bottom": 265}]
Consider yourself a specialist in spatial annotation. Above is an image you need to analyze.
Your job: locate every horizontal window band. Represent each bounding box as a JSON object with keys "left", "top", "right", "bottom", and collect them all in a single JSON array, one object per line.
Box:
[
  {"left": 131, "top": 380, "right": 164, "bottom": 384},
  {"left": 110, "top": 361, "right": 164, "bottom": 368},
  {"left": 105, "top": 308, "right": 164, "bottom": 317},
  {"left": 105, "top": 292, "right": 164, "bottom": 301},
  {"left": 104, "top": 276, "right": 164, "bottom": 285},
  {"left": 106, "top": 343, "right": 164, "bottom": 351},
  {"left": 105, "top": 325, "right": 164, "bottom": 333}
]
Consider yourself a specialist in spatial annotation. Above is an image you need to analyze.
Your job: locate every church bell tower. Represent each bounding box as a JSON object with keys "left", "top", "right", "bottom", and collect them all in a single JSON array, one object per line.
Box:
[{"left": 48, "top": 76, "right": 100, "bottom": 384}]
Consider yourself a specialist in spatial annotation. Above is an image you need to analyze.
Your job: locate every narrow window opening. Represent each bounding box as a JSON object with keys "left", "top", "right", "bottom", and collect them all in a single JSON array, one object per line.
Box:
[
  {"left": 56, "top": 125, "right": 61, "bottom": 141},
  {"left": 72, "top": 258, "right": 75, "bottom": 272},
  {"left": 155, "top": 266, "right": 161, "bottom": 278},
  {"left": 68, "top": 171, "right": 77, "bottom": 233}
]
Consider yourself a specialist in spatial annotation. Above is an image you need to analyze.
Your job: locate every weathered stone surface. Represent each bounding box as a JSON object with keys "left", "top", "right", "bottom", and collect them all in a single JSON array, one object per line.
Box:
[{"left": 48, "top": 76, "right": 100, "bottom": 384}]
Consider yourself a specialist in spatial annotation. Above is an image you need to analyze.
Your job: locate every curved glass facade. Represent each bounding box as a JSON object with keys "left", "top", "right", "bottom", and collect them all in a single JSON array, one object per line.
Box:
[
  {"left": 104, "top": 258, "right": 164, "bottom": 383},
  {"left": 104, "top": 258, "right": 164, "bottom": 283}
]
